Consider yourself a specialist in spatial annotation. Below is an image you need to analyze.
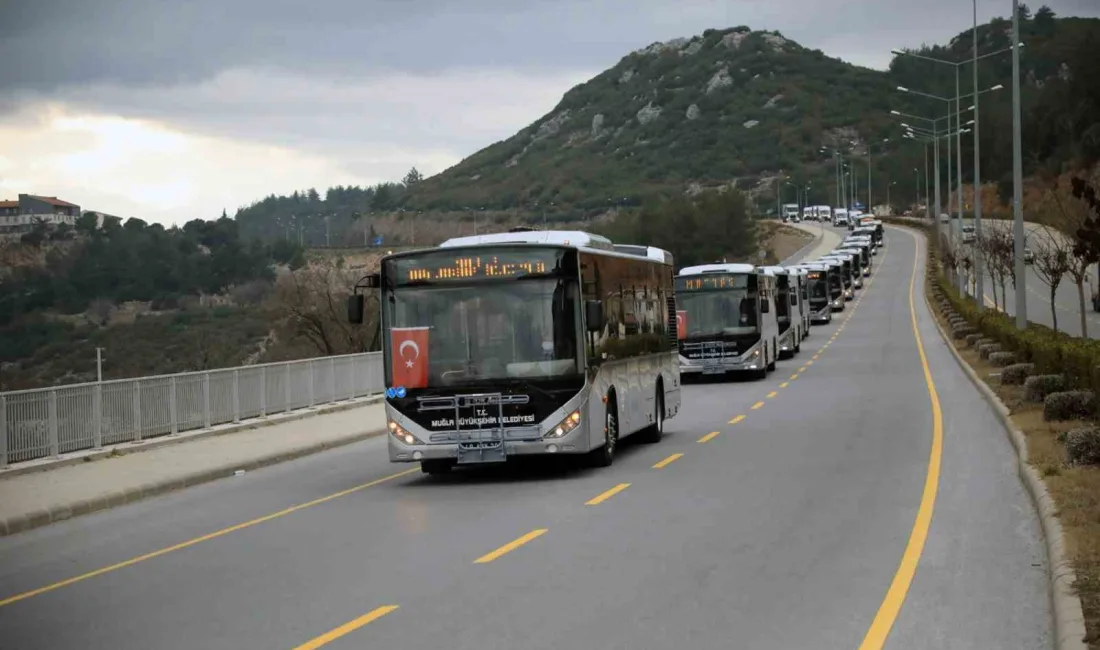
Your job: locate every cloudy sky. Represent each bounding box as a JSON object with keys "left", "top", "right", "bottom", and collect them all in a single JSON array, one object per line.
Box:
[{"left": 2, "top": 0, "right": 1097, "bottom": 225}]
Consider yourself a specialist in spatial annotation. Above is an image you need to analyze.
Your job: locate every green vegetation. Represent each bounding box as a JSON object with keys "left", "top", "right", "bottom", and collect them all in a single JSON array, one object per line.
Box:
[
  {"left": 592, "top": 190, "right": 757, "bottom": 267},
  {"left": 0, "top": 215, "right": 307, "bottom": 389},
  {"left": 1, "top": 307, "right": 272, "bottom": 390}
]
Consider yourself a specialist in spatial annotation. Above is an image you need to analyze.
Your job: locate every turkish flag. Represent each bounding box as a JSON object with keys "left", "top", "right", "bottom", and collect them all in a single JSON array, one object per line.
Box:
[
  {"left": 390, "top": 327, "right": 430, "bottom": 389},
  {"left": 676, "top": 310, "right": 688, "bottom": 340}
]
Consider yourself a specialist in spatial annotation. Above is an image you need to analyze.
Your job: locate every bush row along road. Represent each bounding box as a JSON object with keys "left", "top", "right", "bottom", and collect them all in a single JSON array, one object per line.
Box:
[{"left": 0, "top": 228, "right": 1051, "bottom": 650}]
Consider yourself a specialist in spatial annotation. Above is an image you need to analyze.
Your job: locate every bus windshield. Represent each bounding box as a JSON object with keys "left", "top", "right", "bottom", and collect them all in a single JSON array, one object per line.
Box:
[
  {"left": 675, "top": 290, "right": 757, "bottom": 336},
  {"left": 384, "top": 278, "right": 582, "bottom": 387}
]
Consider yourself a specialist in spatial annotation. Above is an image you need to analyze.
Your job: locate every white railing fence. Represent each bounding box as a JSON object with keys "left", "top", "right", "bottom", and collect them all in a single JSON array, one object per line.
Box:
[{"left": 0, "top": 352, "right": 385, "bottom": 467}]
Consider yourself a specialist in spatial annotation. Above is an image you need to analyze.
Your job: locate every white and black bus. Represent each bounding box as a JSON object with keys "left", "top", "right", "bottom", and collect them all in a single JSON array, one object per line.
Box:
[
  {"left": 674, "top": 263, "right": 779, "bottom": 380},
  {"left": 347, "top": 230, "right": 682, "bottom": 474},
  {"left": 759, "top": 266, "right": 803, "bottom": 359}
]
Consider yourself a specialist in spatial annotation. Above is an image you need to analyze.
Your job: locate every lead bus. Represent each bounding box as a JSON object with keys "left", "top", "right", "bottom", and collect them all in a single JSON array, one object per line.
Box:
[
  {"left": 674, "top": 263, "right": 779, "bottom": 380},
  {"left": 347, "top": 230, "right": 682, "bottom": 474}
]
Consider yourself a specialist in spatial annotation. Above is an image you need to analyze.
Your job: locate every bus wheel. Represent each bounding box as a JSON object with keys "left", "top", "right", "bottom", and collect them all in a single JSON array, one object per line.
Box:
[
  {"left": 767, "top": 340, "right": 777, "bottom": 371},
  {"left": 589, "top": 399, "right": 618, "bottom": 467},
  {"left": 639, "top": 387, "right": 664, "bottom": 444},
  {"left": 421, "top": 459, "right": 453, "bottom": 475}
]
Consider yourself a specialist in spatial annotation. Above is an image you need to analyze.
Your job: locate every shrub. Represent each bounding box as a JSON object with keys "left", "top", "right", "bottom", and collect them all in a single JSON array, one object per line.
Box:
[
  {"left": 964, "top": 333, "right": 983, "bottom": 347},
  {"left": 1001, "top": 363, "right": 1035, "bottom": 385},
  {"left": 978, "top": 343, "right": 1002, "bottom": 359},
  {"left": 989, "top": 351, "right": 1017, "bottom": 367},
  {"left": 953, "top": 326, "right": 976, "bottom": 340},
  {"left": 1065, "top": 426, "right": 1100, "bottom": 465},
  {"left": 1025, "top": 374, "right": 1066, "bottom": 402},
  {"left": 1044, "top": 391, "right": 1096, "bottom": 422}
]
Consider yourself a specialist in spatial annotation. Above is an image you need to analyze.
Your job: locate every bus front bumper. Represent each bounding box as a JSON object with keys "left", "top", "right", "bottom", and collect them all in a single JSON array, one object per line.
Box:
[
  {"left": 679, "top": 344, "right": 765, "bottom": 375},
  {"left": 388, "top": 424, "right": 592, "bottom": 463}
]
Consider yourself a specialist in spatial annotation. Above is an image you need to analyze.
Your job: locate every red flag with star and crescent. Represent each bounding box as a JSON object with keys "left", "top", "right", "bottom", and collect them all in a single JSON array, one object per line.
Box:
[
  {"left": 676, "top": 310, "right": 687, "bottom": 340},
  {"left": 390, "top": 327, "right": 430, "bottom": 389}
]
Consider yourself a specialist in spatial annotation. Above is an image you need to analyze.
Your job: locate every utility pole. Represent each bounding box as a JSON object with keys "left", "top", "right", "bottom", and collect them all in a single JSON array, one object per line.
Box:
[
  {"left": 973, "top": 0, "right": 985, "bottom": 311},
  {"left": 95, "top": 347, "right": 105, "bottom": 383},
  {"left": 324, "top": 215, "right": 330, "bottom": 248},
  {"left": 1012, "top": 0, "right": 1027, "bottom": 329}
]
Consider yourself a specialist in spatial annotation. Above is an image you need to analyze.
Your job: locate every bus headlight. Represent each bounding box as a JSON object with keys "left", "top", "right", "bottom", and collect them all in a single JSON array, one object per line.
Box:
[
  {"left": 545, "top": 410, "right": 582, "bottom": 438},
  {"left": 389, "top": 420, "right": 424, "bottom": 446}
]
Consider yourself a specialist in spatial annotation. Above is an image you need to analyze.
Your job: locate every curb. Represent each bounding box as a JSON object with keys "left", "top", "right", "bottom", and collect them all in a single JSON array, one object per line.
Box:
[
  {"left": 917, "top": 235, "right": 1088, "bottom": 649},
  {"left": 0, "top": 425, "right": 389, "bottom": 538},
  {"left": 0, "top": 395, "right": 385, "bottom": 480}
]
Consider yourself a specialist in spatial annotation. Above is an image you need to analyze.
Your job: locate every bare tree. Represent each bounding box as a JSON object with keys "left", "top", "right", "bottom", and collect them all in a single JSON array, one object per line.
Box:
[
  {"left": 1030, "top": 227, "right": 1071, "bottom": 332},
  {"left": 272, "top": 259, "right": 378, "bottom": 355},
  {"left": 1040, "top": 181, "right": 1094, "bottom": 336},
  {"left": 976, "top": 230, "right": 1003, "bottom": 310}
]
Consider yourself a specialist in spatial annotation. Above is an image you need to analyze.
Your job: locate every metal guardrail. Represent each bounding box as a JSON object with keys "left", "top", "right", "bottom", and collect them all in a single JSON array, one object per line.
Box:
[{"left": 0, "top": 352, "right": 385, "bottom": 467}]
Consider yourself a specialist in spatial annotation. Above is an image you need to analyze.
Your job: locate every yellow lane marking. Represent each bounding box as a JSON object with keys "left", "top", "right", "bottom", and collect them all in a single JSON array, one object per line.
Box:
[
  {"left": 806, "top": 360, "right": 814, "bottom": 366},
  {"left": 0, "top": 466, "right": 420, "bottom": 609},
  {"left": 750, "top": 401, "right": 765, "bottom": 410},
  {"left": 789, "top": 374, "right": 799, "bottom": 381},
  {"left": 812, "top": 354, "right": 820, "bottom": 360},
  {"left": 585, "top": 483, "right": 631, "bottom": 506},
  {"left": 766, "top": 391, "right": 778, "bottom": 399},
  {"left": 474, "top": 528, "right": 548, "bottom": 563},
  {"left": 697, "top": 430, "right": 721, "bottom": 443},
  {"left": 799, "top": 366, "right": 808, "bottom": 373},
  {"left": 652, "top": 453, "right": 683, "bottom": 469},
  {"left": 728, "top": 415, "right": 746, "bottom": 425},
  {"left": 292, "top": 606, "right": 400, "bottom": 650},
  {"left": 779, "top": 382, "right": 789, "bottom": 388},
  {"left": 857, "top": 228, "right": 943, "bottom": 650}
]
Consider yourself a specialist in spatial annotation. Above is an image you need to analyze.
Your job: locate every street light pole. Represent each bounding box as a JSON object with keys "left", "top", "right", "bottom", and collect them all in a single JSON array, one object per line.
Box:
[
  {"left": 924, "top": 142, "right": 930, "bottom": 220},
  {"left": 973, "top": 0, "right": 985, "bottom": 312},
  {"left": 1012, "top": 0, "right": 1027, "bottom": 329}
]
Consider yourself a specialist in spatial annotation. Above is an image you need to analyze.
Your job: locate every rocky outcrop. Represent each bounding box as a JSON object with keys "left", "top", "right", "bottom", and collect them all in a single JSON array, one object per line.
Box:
[
  {"left": 743, "top": 120, "right": 760, "bottom": 129},
  {"left": 722, "top": 30, "right": 750, "bottom": 50},
  {"left": 619, "top": 69, "right": 635, "bottom": 83},
  {"left": 763, "top": 94, "right": 784, "bottom": 109},
  {"left": 637, "top": 102, "right": 662, "bottom": 125},
  {"left": 706, "top": 67, "right": 733, "bottom": 94},
  {"left": 686, "top": 104, "right": 700, "bottom": 120}
]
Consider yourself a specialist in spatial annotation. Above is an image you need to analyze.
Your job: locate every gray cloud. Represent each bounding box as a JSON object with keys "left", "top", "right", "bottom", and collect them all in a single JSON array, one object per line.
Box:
[{"left": 5, "top": 0, "right": 1098, "bottom": 94}]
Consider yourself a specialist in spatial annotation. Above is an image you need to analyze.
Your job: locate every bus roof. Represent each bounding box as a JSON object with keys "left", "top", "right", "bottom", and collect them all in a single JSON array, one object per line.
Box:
[
  {"left": 435, "top": 229, "right": 673, "bottom": 265},
  {"left": 678, "top": 262, "right": 757, "bottom": 276},
  {"left": 758, "top": 265, "right": 793, "bottom": 276},
  {"left": 440, "top": 229, "right": 614, "bottom": 251}
]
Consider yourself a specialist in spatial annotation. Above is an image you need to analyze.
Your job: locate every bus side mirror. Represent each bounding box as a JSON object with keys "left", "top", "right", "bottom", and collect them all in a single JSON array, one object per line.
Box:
[
  {"left": 348, "top": 294, "right": 365, "bottom": 324},
  {"left": 585, "top": 300, "right": 604, "bottom": 332}
]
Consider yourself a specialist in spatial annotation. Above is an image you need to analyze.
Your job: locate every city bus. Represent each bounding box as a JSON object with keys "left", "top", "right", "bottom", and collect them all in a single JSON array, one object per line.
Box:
[
  {"left": 760, "top": 266, "right": 803, "bottom": 359},
  {"left": 798, "top": 264, "right": 835, "bottom": 323},
  {"left": 812, "top": 259, "right": 847, "bottom": 311},
  {"left": 674, "top": 263, "right": 779, "bottom": 380},
  {"left": 346, "top": 230, "right": 682, "bottom": 474}
]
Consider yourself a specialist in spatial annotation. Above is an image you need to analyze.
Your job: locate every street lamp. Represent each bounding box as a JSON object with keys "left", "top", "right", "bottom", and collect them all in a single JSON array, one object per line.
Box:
[
  {"left": 896, "top": 83, "right": 1003, "bottom": 293},
  {"left": 893, "top": 36, "right": 1019, "bottom": 310},
  {"left": 1011, "top": 0, "right": 1027, "bottom": 329}
]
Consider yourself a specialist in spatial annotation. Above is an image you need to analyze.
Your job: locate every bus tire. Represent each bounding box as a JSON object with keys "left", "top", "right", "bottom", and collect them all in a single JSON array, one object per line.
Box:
[
  {"left": 589, "top": 397, "right": 618, "bottom": 467},
  {"left": 421, "top": 459, "right": 453, "bottom": 475},
  {"left": 639, "top": 386, "right": 664, "bottom": 444},
  {"left": 767, "top": 340, "right": 777, "bottom": 371}
]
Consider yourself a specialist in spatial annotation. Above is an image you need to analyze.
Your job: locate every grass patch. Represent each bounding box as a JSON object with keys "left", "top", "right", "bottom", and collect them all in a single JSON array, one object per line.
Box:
[{"left": 928, "top": 274, "right": 1100, "bottom": 647}]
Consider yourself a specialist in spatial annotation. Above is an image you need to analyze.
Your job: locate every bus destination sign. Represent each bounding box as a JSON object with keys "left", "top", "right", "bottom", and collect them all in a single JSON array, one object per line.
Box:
[
  {"left": 388, "top": 247, "right": 567, "bottom": 284},
  {"left": 675, "top": 274, "right": 749, "bottom": 292}
]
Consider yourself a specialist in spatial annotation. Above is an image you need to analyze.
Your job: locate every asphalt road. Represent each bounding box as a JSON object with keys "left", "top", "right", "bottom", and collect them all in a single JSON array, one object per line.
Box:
[
  {"left": 944, "top": 217, "right": 1100, "bottom": 338},
  {"left": 0, "top": 228, "right": 1051, "bottom": 650}
]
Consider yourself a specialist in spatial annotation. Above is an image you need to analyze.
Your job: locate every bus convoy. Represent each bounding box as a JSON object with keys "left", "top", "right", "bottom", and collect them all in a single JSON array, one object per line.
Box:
[{"left": 347, "top": 223, "right": 883, "bottom": 475}]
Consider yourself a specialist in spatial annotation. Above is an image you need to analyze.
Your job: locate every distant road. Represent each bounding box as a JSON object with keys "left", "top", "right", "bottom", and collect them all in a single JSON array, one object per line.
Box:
[{"left": 0, "top": 227, "right": 1050, "bottom": 650}]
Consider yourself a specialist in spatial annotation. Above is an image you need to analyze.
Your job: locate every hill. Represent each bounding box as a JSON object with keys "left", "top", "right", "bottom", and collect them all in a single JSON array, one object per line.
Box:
[
  {"left": 231, "top": 7, "right": 1099, "bottom": 241},
  {"left": 405, "top": 10, "right": 1098, "bottom": 216}
]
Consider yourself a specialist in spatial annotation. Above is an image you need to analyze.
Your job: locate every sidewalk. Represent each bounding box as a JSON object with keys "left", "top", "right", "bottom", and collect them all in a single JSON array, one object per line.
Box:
[{"left": 0, "top": 400, "right": 387, "bottom": 537}]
